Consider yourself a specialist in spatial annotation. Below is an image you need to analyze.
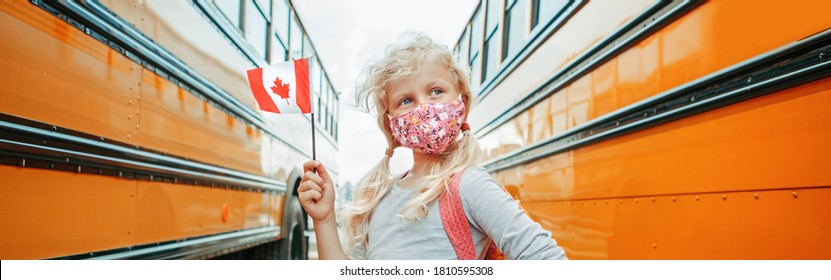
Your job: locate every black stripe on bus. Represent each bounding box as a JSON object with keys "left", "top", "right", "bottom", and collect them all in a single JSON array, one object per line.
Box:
[
  {"left": 29, "top": 0, "right": 322, "bottom": 161},
  {"left": 50, "top": 226, "right": 280, "bottom": 260},
  {"left": 474, "top": 0, "right": 703, "bottom": 139},
  {"left": 0, "top": 113, "right": 286, "bottom": 193},
  {"left": 482, "top": 28, "right": 831, "bottom": 173}
]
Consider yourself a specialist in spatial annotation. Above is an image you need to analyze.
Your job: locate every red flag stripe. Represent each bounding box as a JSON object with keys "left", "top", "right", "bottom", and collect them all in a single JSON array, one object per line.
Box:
[
  {"left": 246, "top": 67, "right": 281, "bottom": 114},
  {"left": 294, "top": 58, "right": 312, "bottom": 114}
]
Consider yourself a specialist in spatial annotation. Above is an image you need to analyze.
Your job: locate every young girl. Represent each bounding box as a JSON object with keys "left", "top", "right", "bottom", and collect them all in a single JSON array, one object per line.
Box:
[{"left": 298, "top": 33, "right": 567, "bottom": 260}]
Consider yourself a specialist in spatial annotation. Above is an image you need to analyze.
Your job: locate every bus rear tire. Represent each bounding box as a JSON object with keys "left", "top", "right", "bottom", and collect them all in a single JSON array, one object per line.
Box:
[{"left": 276, "top": 196, "right": 308, "bottom": 259}]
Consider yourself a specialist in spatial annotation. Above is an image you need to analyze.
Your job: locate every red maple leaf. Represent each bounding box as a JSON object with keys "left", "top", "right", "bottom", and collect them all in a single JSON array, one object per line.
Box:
[{"left": 270, "top": 76, "right": 291, "bottom": 104}]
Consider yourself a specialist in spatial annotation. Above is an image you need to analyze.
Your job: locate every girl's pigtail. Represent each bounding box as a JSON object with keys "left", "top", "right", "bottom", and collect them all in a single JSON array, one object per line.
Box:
[{"left": 341, "top": 140, "right": 395, "bottom": 257}]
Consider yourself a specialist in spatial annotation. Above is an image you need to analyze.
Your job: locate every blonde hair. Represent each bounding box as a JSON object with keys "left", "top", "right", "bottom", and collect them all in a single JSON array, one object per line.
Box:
[{"left": 342, "top": 32, "right": 481, "bottom": 257}]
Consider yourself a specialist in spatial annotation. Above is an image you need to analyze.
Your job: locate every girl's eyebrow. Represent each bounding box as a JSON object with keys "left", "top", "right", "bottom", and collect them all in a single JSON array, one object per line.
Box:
[
  {"left": 425, "top": 80, "right": 448, "bottom": 89},
  {"left": 389, "top": 90, "right": 410, "bottom": 102}
]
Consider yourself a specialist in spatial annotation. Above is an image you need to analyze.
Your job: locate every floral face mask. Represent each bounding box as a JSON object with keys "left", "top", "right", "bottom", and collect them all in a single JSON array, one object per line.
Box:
[{"left": 388, "top": 98, "right": 466, "bottom": 155}]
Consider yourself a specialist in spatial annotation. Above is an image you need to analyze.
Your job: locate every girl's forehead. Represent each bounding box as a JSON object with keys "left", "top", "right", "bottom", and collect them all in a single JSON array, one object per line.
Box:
[{"left": 387, "top": 63, "right": 454, "bottom": 93}]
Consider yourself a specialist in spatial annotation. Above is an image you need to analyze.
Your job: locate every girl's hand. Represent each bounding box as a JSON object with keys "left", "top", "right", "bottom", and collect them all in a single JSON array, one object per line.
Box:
[{"left": 298, "top": 161, "right": 336, "bottom": 225}]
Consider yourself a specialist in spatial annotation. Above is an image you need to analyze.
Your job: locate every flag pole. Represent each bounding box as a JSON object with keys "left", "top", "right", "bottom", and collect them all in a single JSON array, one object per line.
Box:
[{"left": 311, "top": 112, "right": 317, "bottom": 164}]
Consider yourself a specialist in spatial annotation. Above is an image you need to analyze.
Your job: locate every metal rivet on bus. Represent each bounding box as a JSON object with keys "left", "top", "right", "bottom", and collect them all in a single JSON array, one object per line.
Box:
[
  {"left": 747, "top": 76, "right": 753, "bottom": 83},
  {"left": 76, "top": 165, "right": 81, "bottom": 173},
  {"left": 52, "top": 125, "right": 57, "bottom": 131},
  {"left": 722, "top": 194, "right": 727, "bottom": 201},
  {"left": 754, "top": 193, "right": 759, "bottom": 200},
  {"left": 819, "top": 53, "right": 825, "bottom": 60},
  {"left": 792, "top": 192, "right": 798, "bottom": 199},
  {"left": 652, "top": 243, "right": 657, "bottom": 249},
  {"left": 66, "top": 157, "right": 70, "bottom": 162},
  {"left": 49, "top": 163, "right": 55, "bottom": 169},
  {"left": 635, "top": 199, "right": 639, "bottom": 204},
  {"left": 127, "top": 114, "right": 132, "bottom": 120},
  {"left": 135, "top": 125, "right": 140, "bottom": 130},
  {"left": 100, "top": 136, "right": 105, "bottom": 141},
  {"left": 149, "top": 175, "right": 154, "bottom": 181},
  {"left": 137, "top": 95, "right": 141, "bottom": 100},
  {"left": 651, "top": 197, "right": 655, "bottom": 202},
  {"left": 127, "top": 230, "right": 131, "bottom": 235},
  {"left": 619, "top": 199, "right": 623, "bottom": 204},
  {"left": 136, "top": 110, "right": 140, "bottom": 115},
  {"left": 118, "top": 171, "right": 123, "bottom": 177},
  {"left": 695, "top": 195, "right": 700, "bottom": 201},
  {"left": 127, "top": 134, "right": 131, "bottom": 139},
  {"left": 128, "top": 99, "right": 132, "bottom": 105}
]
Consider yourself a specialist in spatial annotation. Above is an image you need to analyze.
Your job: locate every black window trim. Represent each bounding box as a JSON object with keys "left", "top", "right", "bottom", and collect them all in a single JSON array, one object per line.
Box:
[{"left": 476, "top": 0, "right": 582, "bottom": 100}]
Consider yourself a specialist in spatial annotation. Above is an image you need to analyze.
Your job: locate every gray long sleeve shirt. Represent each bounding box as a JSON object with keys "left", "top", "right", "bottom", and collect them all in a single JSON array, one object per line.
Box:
[{"left": 354, "top": 166, "right": 567, "bottom": 260}]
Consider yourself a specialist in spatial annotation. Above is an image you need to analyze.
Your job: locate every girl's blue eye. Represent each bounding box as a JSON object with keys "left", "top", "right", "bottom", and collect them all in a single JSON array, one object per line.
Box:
[
  {"left": 399, "top": 98, "right": 412, "bottom": 106},
  {"left": 429, "top": 89, "right": 443, "bottom": 97}
]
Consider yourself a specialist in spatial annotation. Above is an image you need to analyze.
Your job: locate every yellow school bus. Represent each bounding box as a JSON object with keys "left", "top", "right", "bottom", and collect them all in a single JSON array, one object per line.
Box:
[
  {"left": 457, "top": 0, "right": 831, "bottom": 259},
  {"left": 0, "top": 0, "right": 340, "bottom": 259}
]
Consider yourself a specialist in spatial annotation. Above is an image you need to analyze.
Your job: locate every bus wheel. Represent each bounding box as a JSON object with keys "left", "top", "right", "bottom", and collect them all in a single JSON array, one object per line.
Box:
[{"left": 277, "top": 196, "right": 308, "bottom": 259}]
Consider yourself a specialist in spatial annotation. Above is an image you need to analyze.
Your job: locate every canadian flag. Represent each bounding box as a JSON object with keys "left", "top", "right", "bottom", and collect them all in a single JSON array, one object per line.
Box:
[{"left": 247, "top": 57, "right": 312, "bottom": 114}]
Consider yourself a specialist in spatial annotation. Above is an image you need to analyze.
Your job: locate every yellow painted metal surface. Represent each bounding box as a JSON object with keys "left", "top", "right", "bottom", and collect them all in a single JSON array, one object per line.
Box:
[
  {"left": 0, "top": 0, "right": 141, "bottom": 144},
  {"left": 136, "top": 68, "right": 263, "bottom": 176},
  {"left": 0, "top": 0, "right": 290, "bottom": 259},
  {"left": 0, "top": 165, "right": 282, "bottom": 259},
  {"left": 509, "top": 80, "right": 831, "bottom": 202},
  {"left": 133, "top": 181, "right": 282, "bottom": 247},
  {"left": 480, "top": 0, "right": 831, "bottom": 160},
  {"left": 479, "top": 0, "right": 831, "bottom": 259},
  {"left": 523, "top": 187, "right": 831, "bottom": 259},
  {"left": 0, "top": 166, "right": 136, "bottom": 259}
]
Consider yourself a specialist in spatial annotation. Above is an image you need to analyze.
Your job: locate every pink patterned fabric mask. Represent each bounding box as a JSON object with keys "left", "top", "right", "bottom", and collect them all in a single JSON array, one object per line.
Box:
[{"left": 389, "top": 98, "right": 466, "bottom": 154}]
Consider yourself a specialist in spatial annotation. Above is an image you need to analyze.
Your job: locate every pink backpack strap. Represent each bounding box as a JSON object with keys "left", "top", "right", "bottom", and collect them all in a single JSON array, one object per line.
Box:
[{"left": 439, "top": 169, "right": 477, "bottom": 260}]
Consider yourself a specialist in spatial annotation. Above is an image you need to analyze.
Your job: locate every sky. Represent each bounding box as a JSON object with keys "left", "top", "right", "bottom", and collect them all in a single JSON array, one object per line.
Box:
[{"left": 293, "top": 0, "right": 479, "bottom": 187}]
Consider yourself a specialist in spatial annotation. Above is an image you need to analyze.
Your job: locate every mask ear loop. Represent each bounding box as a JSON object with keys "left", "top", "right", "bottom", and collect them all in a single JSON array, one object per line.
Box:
[{"left": 385, "top": 148, "right": 394, "bottom": 157}]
